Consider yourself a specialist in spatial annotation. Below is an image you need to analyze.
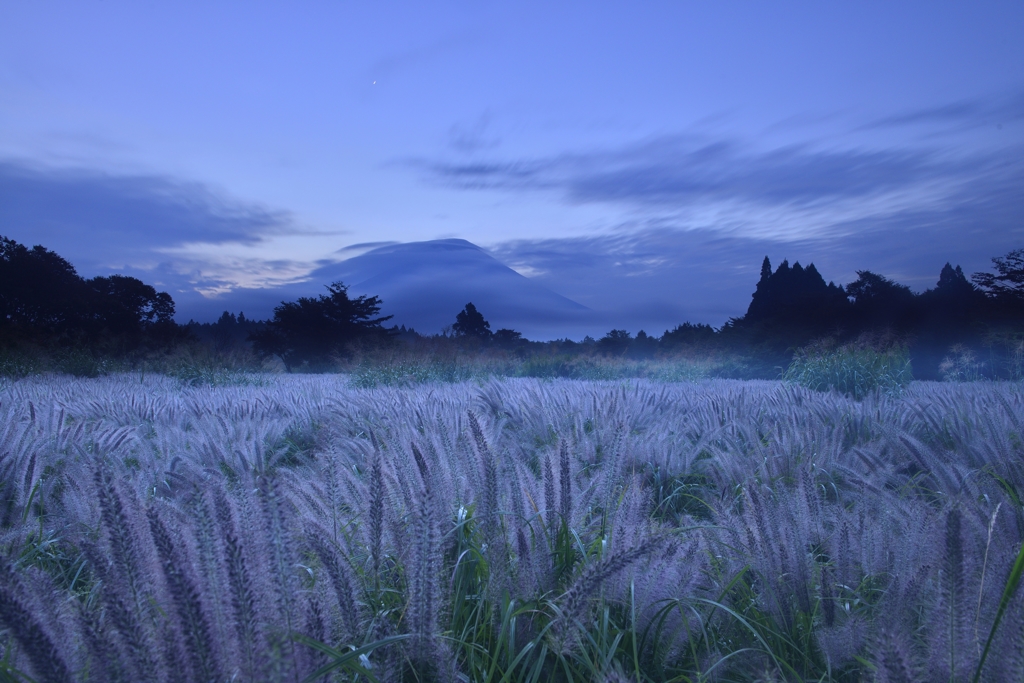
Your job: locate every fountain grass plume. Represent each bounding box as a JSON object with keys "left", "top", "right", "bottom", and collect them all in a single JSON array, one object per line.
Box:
[
  {"left": 0, "top": 560, "right": 73, "bottom": 683},
  {"left": 147, "top": 505, "right": 220, "bottom": 683},
  {"left": 407, "top": 441, "right": 443, "bottom": 672},
  {"left": 872, "top": 628, "right": 919, "bottom": 683},
  {"left": 544, "top": 451, "right": 556, "bottom": 526},
  {"left": 559, "top": 439, "right": 572, "bottom": 526},
  {"left": 306, "top": 530, "right": 361, "bottom": 645},
  {"left": 368, "top": 443, "right": 385, "bottom": 587},
  {"left": 942, "top": 507, "right": 966, "bottom": 679},
  {"left": 213, "top": 487, "right": 260, "bottom": 677},
  {"left": 553, "top": 533, "right": 673, "bottom": 651}
]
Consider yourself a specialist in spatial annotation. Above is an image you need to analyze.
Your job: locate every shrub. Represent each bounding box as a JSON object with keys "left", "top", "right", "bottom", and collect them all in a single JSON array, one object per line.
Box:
[{"left": 785, "top": 340, "right": 913, "bottom": 399}]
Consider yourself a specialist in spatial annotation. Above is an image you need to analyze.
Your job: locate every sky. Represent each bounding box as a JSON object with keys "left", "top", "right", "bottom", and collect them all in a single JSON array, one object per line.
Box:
[{"left": 1, "top": 1, "right": 1023, "bottom": 336}]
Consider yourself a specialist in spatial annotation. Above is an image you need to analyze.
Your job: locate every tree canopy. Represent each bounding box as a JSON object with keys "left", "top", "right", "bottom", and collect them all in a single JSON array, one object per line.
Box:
[
  {"left": 745, "top": 257, "right": 849, "bottom": 328},
  {"left": 249, "top": 282, "right": 392, "bottom": 371},
  {"left": 452, "top": 302, "right": 491, "bottom": 339},
  {"left": 0, "top": 235, "right": 176, "bottom": 349},
  {"left": 972, "top": 248, "right": 1024, "bottom": 302}
]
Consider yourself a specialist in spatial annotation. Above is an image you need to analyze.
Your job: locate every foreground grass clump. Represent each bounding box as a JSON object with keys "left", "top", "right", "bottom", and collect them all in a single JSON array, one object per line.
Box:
[
  {"left": 1, "top": 375, "right": 1023, "bottom": 681},
  {"left": 785, "top": 341, "right": 913, "bottom": 399}
]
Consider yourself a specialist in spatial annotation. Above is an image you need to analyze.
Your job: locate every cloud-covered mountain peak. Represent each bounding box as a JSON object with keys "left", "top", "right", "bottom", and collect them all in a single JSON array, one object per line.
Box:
[{"left": 311, "top": 238, "right": 592, "bottom": 338}]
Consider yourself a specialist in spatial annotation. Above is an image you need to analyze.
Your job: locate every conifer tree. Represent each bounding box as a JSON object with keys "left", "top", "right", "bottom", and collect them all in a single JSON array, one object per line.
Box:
[{"left": 452, "top": 302, "right": 492, "bottom": 339}]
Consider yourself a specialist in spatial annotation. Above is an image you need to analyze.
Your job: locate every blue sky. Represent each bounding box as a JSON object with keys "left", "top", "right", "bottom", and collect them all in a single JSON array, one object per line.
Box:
[{"left": 2, "top": 1, "right": 1022, "bottom": 334}]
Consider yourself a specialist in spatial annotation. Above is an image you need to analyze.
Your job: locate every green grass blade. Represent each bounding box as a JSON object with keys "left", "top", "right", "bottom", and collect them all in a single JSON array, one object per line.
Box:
[
  {"left": 972, "top": 539, "right": 1024, "bottom": 683},
  {"left": 693, "top": 598, "right": 802, "bottom": 679},
  {"left": 295, "top": 633, "right": 410, "bottom": 683}
]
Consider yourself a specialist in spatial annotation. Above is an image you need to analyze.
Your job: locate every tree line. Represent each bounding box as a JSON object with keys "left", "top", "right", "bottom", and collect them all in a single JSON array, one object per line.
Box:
[
  {"left": 2, "top": 233, "right": 1022, "bottom": 378},
  {"left": 0, "top": 236, "right": 181, "bottom": 354},
  {"left": 723, "top": 255, "right": 1024, "bottom": 378}
]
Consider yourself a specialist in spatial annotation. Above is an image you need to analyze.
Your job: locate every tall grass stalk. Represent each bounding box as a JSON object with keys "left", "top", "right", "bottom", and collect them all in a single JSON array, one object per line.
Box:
[{"left": 972, "top": 537, "right": 1024, "bottom": 683}]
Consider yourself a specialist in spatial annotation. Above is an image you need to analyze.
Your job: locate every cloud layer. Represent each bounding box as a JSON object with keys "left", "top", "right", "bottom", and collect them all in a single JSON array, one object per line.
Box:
[
  {"left": 0, "top": 162, "right": 290, "bottom": 256},
  {"left": 424, "top": 139, "right": 949, "bottom": 208},
  {"left": 0, "top": 161, "right": 325, "bottom": 299}
]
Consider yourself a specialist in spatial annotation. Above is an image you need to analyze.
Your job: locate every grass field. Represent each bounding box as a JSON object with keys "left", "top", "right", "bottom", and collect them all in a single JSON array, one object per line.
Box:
[{"left": 1, "top": 373, "right": 1023, "bottom": 682}]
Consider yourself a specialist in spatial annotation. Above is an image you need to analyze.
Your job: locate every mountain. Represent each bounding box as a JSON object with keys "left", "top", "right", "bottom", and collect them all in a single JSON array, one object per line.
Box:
[
  {"left": 176, "top": 239, "right": 596, "bottom": 340},
  {"left": 310, "top": 239, "right": 593, "bottom": 339}
]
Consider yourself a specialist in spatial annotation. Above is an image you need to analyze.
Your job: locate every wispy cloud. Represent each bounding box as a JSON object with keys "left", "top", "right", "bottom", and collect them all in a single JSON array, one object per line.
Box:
[
  {"left": 0, "top": 160, "right": 341, "bottom": 298},
  {"left": 416, "top": 134, "right": 993, "bottom": 208},
  {"left": 336, "top": 241, "right": 400, "bottom": 253},
  {"left": 859, "top": 90, "right": 1024, "bottom": 131},
  {"left": 447, "top": 111, "right": 501, "bottom": 153},
  {"left": 413, "top": 99, "right": 1024, "bottom": 250},
  {"left": 0, "top": 161, "right": 292, "bottom": 253}
]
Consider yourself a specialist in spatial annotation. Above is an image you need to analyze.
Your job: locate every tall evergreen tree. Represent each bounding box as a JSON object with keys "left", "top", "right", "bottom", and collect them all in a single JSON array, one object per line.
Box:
[
  {"left": 452, "top": 303, "right": 492, "bottom": 339},
  {"left": 759, "top": 255, "right": 772, "bottom": 285},
  {"left": 913, "top": 263, "right": 989, "bottom": 378},
  {"left": 744, "top": 258, "right": 848, "bottom": 328}
]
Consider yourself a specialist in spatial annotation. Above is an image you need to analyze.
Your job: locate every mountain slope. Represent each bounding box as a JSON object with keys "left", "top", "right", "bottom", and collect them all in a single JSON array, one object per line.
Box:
[{"left": 309, "top": 239, "right": 592, "bottom": 338}]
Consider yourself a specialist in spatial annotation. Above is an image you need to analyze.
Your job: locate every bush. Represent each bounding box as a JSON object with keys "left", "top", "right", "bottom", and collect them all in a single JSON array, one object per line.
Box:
[{"left": 785, "top": 341, "right": 913, "bottom": 399}]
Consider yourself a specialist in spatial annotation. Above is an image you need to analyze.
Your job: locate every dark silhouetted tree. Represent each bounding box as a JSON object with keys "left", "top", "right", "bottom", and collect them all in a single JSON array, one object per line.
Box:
[
  {"left": 212, "top": 311, "right": 240, "bottom": 351},
  {"left": 0, "top": 235, "right": 178, "bottom": 350},
  {"left": 970, "top": 248, "right": 1024, "bottom": 378},
  {"left": 86, "top": 275, "right": 175, "bottom": 337},
  {"left": 452, "top": 303, "right": 492, "bottom": 339},
  {"left": 913, "top": 263, "right": 989, "bottom": 379},
  {"left": 972, "top": 247, "right": 1024, "bottom": 303},
  {"left": 630, "top": 330, "right": 657, "bottom": 358},
  {"left": 937, "top": 263, "right": 974, "bottom": 296},
  {"left": 728, "top": 257, "right": 850, "bottom": 369},
  {"left": 662, "top": 322, "right": 717, "bottom": 349},
  {"left": 249, "top": 282, "right": 392, "bottom": 371},
  {"left": 745, "top": 258, "right": 849, "bottom": 327},
  {"left": 597, "top": 329, "right": 631, "bottom": 356},
  {"left": 187, "top": 311, "right": 266, "bottom": 352},
  {"left": 846, "top": 270, "right": 918, "bottom": 331},
  {"left": 492, "top": 328, "right": 524, "bottom": 349},
  {"left": 0, "top": 236, "right": 85, "bottom": 337},
  {"left": 918, "top": 264, "right": 986, "bottom": 324}
]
